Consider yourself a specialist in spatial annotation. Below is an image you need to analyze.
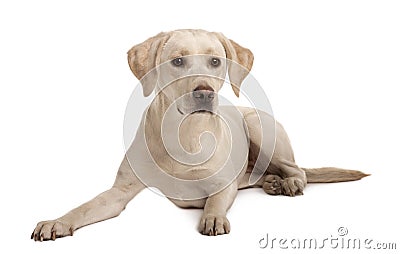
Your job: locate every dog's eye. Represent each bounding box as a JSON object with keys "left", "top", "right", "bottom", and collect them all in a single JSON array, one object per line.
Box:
[
  {"left": 172, "top": 57, "right": 184, "bottom": 67},
  {"left": 210, "top": 58, "right": 221, "bottom": 67}
]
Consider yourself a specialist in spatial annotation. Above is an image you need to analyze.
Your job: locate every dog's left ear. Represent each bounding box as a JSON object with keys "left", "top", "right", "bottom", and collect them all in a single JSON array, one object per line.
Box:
[{"left": 214, "top": 33, "right": 254, "bottom": 97}]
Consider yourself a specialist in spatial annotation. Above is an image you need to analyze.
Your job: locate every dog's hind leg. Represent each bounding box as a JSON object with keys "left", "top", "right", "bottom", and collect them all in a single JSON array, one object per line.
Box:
[
  {"left": 261, "top": 121, "right": 307, "bottom": 196},
  {"left": 243, "top": 107, "right": 306, "bottom": 196}
]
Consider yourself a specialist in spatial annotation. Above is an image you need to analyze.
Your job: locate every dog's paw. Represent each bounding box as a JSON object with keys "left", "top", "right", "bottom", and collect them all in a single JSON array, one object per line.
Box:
[
  {"left": 281, "top": 177, "right": 305, "bottom": 196},
  {"left": 199, "top": 214, "right": 230, "bottom": 236},
  {"left": 263, "top": 175, "right": 304, "bottom": 196},
  {"left": 31, "top": 220, "right": 74, "bottom": 241},
  {"left": 262, "top": 175, "right": 283, "bottom": 195}
]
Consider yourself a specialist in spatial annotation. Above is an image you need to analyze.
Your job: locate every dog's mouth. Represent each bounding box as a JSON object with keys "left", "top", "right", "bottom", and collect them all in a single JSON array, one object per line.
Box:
[
  {"left": 177, "top": 107, "right": 185, "bottom": 115},
  {"left": 177, "top": 107, "right": 214, "bottom": 115},
  {"left": 192, "top": 109, "right": 213, "bottom": 115}
]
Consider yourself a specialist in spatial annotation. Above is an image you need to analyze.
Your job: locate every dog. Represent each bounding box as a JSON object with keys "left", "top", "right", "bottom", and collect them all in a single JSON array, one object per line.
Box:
[{"left": 32, "top": 29, "right": 368, "bottom": 241}]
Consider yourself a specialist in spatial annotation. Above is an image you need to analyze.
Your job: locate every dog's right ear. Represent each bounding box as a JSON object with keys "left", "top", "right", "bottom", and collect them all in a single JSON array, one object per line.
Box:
[{"left": 127, "top": 32, "right": 170, "bottom": 97}]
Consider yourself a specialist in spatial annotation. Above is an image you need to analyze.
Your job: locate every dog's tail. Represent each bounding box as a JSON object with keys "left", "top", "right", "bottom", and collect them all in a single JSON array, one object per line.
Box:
[{"left": 303, "top": 167, "right": 370, "bottom": 183}]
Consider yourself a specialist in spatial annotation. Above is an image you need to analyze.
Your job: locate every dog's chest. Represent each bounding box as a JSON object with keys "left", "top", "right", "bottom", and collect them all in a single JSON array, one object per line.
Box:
[{"left": 147, "top": 113, "right": 231, "bottom": 179}]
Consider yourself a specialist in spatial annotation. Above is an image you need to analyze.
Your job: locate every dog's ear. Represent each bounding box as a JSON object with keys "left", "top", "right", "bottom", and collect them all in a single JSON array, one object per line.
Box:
[
  {"left": 127, "top": 32, "right": 170, "bottom": 97},
  {"left": 214, "top": 33, "right": 254, "bottom": 97}
]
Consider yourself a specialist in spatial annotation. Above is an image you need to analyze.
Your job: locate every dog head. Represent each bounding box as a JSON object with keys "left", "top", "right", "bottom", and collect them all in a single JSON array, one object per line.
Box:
[{"left": 127, "top": 29, "right": 253, "bottom": 114}]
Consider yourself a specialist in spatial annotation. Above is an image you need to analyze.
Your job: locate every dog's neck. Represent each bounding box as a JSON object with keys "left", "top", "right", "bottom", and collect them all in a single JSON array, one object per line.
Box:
[{"left": 145, "top": 91, "right": 223, "bottom": 155}]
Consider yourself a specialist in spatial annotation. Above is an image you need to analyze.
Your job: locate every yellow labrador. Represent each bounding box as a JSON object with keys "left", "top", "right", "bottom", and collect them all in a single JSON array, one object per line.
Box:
[{"left": 32, "top": 29, "right": 368, "bottom": 241}]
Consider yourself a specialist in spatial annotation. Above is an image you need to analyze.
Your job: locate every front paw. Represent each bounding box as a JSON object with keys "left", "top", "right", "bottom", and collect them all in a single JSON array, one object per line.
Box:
[
  {"left": 199, "top": 214, "right": 230, "bottom": 236},
  {"left": 31, "top": 220, "right": 74, "bottom": 241}
]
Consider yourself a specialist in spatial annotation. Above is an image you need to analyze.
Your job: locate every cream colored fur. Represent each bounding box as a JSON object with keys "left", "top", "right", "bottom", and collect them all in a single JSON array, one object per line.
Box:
[{"left": 32, "top": 29, "right": 368, "bottom": 241}]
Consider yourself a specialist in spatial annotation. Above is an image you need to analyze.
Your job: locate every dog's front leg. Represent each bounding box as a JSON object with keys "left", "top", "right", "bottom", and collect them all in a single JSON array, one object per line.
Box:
[
  {"left": 32, "top": 156, "right": 145, "bottom": 241},
  {"left": 199, "top": 181, "right": 238, "bottom": 236}
]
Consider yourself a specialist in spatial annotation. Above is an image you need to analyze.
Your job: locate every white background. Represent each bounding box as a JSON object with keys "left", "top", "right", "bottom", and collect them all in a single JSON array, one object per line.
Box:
[{"left": 1, "top": 0, "right": 399, "bottom": 253}]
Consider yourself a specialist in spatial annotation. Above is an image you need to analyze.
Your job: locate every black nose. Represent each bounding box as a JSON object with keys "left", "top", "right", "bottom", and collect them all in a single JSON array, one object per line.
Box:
[{"left": 193, "top": 85, "right": 215, "bottom": 103}]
